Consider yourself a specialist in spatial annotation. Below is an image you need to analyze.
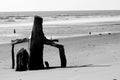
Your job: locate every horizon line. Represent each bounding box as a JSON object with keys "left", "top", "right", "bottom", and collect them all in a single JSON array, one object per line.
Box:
[{"left": 0, "top": 9, "right": 120, "bottom": 13}]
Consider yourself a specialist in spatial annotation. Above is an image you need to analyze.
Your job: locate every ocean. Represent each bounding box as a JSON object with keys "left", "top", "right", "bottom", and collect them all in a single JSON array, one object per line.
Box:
[{"left": 0, "top": 10, "right": 120, "bottom": 44}]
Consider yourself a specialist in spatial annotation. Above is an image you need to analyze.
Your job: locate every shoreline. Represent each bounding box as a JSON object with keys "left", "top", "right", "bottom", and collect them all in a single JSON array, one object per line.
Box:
[
  {"left": 0, "top": 16, "right": 120, "bottom": 27},
  {"left": 0, "top": 31, "right": 119, "bottom": 45},
  {"left": 49, "top": 31, "right": 120, "bottom": 39}
]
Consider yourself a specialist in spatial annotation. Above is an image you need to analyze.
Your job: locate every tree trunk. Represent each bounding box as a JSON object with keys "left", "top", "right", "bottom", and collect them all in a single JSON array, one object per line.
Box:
[
  {"left": 28, "top": 16, "right": 67, "bottom": 70},
  {"left": 16, "top": 48, "right": 29, "bottom": 71},
  {"left": 11, "top": 44, "right": 15, "bottom": 69},
  {"left": 28, "top": 16, "right": 45, "bottom": 70}
]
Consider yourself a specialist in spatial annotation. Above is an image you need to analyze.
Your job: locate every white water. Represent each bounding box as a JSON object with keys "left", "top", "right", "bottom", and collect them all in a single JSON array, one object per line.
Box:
[{"left": 44, "top": 16, "right": 120, "bottom": 25}]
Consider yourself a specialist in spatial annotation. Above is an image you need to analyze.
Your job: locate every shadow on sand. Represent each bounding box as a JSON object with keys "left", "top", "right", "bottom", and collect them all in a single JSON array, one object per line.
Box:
[{"left": 42, "top": 64, "right": 111, "bottom": 70}]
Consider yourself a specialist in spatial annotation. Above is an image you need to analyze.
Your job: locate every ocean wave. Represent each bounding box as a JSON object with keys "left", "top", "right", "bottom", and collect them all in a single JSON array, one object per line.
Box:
[
  {"left": 0, "top": 15, "right": 120, "bottom": 44},
  {"left": 0, "top": 15, "right": 120, "bottom": 28},
  {"left": 43, "top": 16, "right": 120, "bottom": 25}
]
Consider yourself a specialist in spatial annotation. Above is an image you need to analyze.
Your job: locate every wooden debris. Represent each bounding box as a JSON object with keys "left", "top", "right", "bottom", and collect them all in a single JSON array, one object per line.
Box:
[{"left": 16, "top": 48, "right": 29, "bottom": 71}]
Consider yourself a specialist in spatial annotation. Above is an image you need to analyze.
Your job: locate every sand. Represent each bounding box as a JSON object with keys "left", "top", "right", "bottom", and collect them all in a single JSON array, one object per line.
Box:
[{"left": 0, "top": 32, "right": 120, "bottom": 80}]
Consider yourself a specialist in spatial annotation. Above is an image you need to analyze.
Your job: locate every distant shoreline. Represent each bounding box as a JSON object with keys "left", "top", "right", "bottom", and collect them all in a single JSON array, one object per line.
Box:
[
  {"left": 0, "top": 10, "right": 120, "bottom": 17},
  {"left": 0, "top": 31, "right": 120, "bottom": 45}
]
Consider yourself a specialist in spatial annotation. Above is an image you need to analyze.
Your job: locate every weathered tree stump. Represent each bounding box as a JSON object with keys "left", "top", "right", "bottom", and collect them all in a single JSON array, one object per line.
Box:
[
  {"left": 16, "top": 48, "right": 29, "bottom": 71},
  {"left": 11, "top": 38, "right": 29, "bottom": 69},
  {"left": 28, "top": 16, "right": 45, "bottom": 70},
  {"left": 11, "top": 16, "right": 67, "bottom": 71},
  {"left": 28, "top": 16, "right": 67, "bottom": 70}
]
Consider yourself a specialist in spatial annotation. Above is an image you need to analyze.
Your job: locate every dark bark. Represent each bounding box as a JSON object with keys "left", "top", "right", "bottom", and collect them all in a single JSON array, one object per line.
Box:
[
  {"left": 45, "top": 41, "right": 67, "bottom": 67},
  {"left": 59, "top": 45, "right": 67, "bottom": 67},
  {"left": 11, "top": 16, "right": 67, "bottom": 70},
  {"left": 45, "top": 61, "right": 49, "bottom": 69},
  {"left": 11, "top": 38, "right": 28, "bottom": 69},
  {"left": 11, "top": 38, "right": 28, "bottom": 45},
  {"left": 11, "top": 44, "right": 15, "bottom": 69},
  {"left": 28, "top": 16, "right": 46, "bottom": 70},
  {"left": 16, "top": 48, "right": 29, "bottom": 71},
  {"left": 28, "top": 16, "right": 67, "bottom": 70}
]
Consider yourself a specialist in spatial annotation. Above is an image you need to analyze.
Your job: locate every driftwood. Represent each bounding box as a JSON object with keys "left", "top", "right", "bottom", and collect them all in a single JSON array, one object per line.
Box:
[
  {"left": 16, "top": 48, "right": 29, "bottom": 71},
  {"left": 28, "top": 16, "right": 45, "bottom": 70},
  {"left": 11, "top": 44, "right": 15, "bottom": 69},
  {"left": 44, "top": 40, "right": 67, "bottom": 67},
  {"left": 11, "top": 16, "right": 67, "bottom": 70},
  {"left": 28, "top": 16, "right": 67, "bottom": 70},
  {"left": 11, "top": 38, "right": 29, "bottom": 45},
  {"left": 11, "top": 38, "right": 29, "bottom": 69}
]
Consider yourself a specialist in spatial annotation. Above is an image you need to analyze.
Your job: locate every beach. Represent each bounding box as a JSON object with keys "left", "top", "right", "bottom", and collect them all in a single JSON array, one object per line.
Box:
[
  {"left": 0, "top": 32, "right": 120, "bottom": 80},
  {"left": 0, "top": 11, "right": 120, "bottom": 80}
]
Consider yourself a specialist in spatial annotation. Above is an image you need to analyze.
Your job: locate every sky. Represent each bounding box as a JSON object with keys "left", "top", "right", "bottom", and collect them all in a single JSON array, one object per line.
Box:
[{"left": 0, "top": 0, "right": 120, "bottom": 12}]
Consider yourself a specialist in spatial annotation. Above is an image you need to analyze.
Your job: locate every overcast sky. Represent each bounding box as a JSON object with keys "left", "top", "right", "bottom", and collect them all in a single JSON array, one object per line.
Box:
[{"left": 0, "top": 0, "right": 120, "bottom": 12}]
